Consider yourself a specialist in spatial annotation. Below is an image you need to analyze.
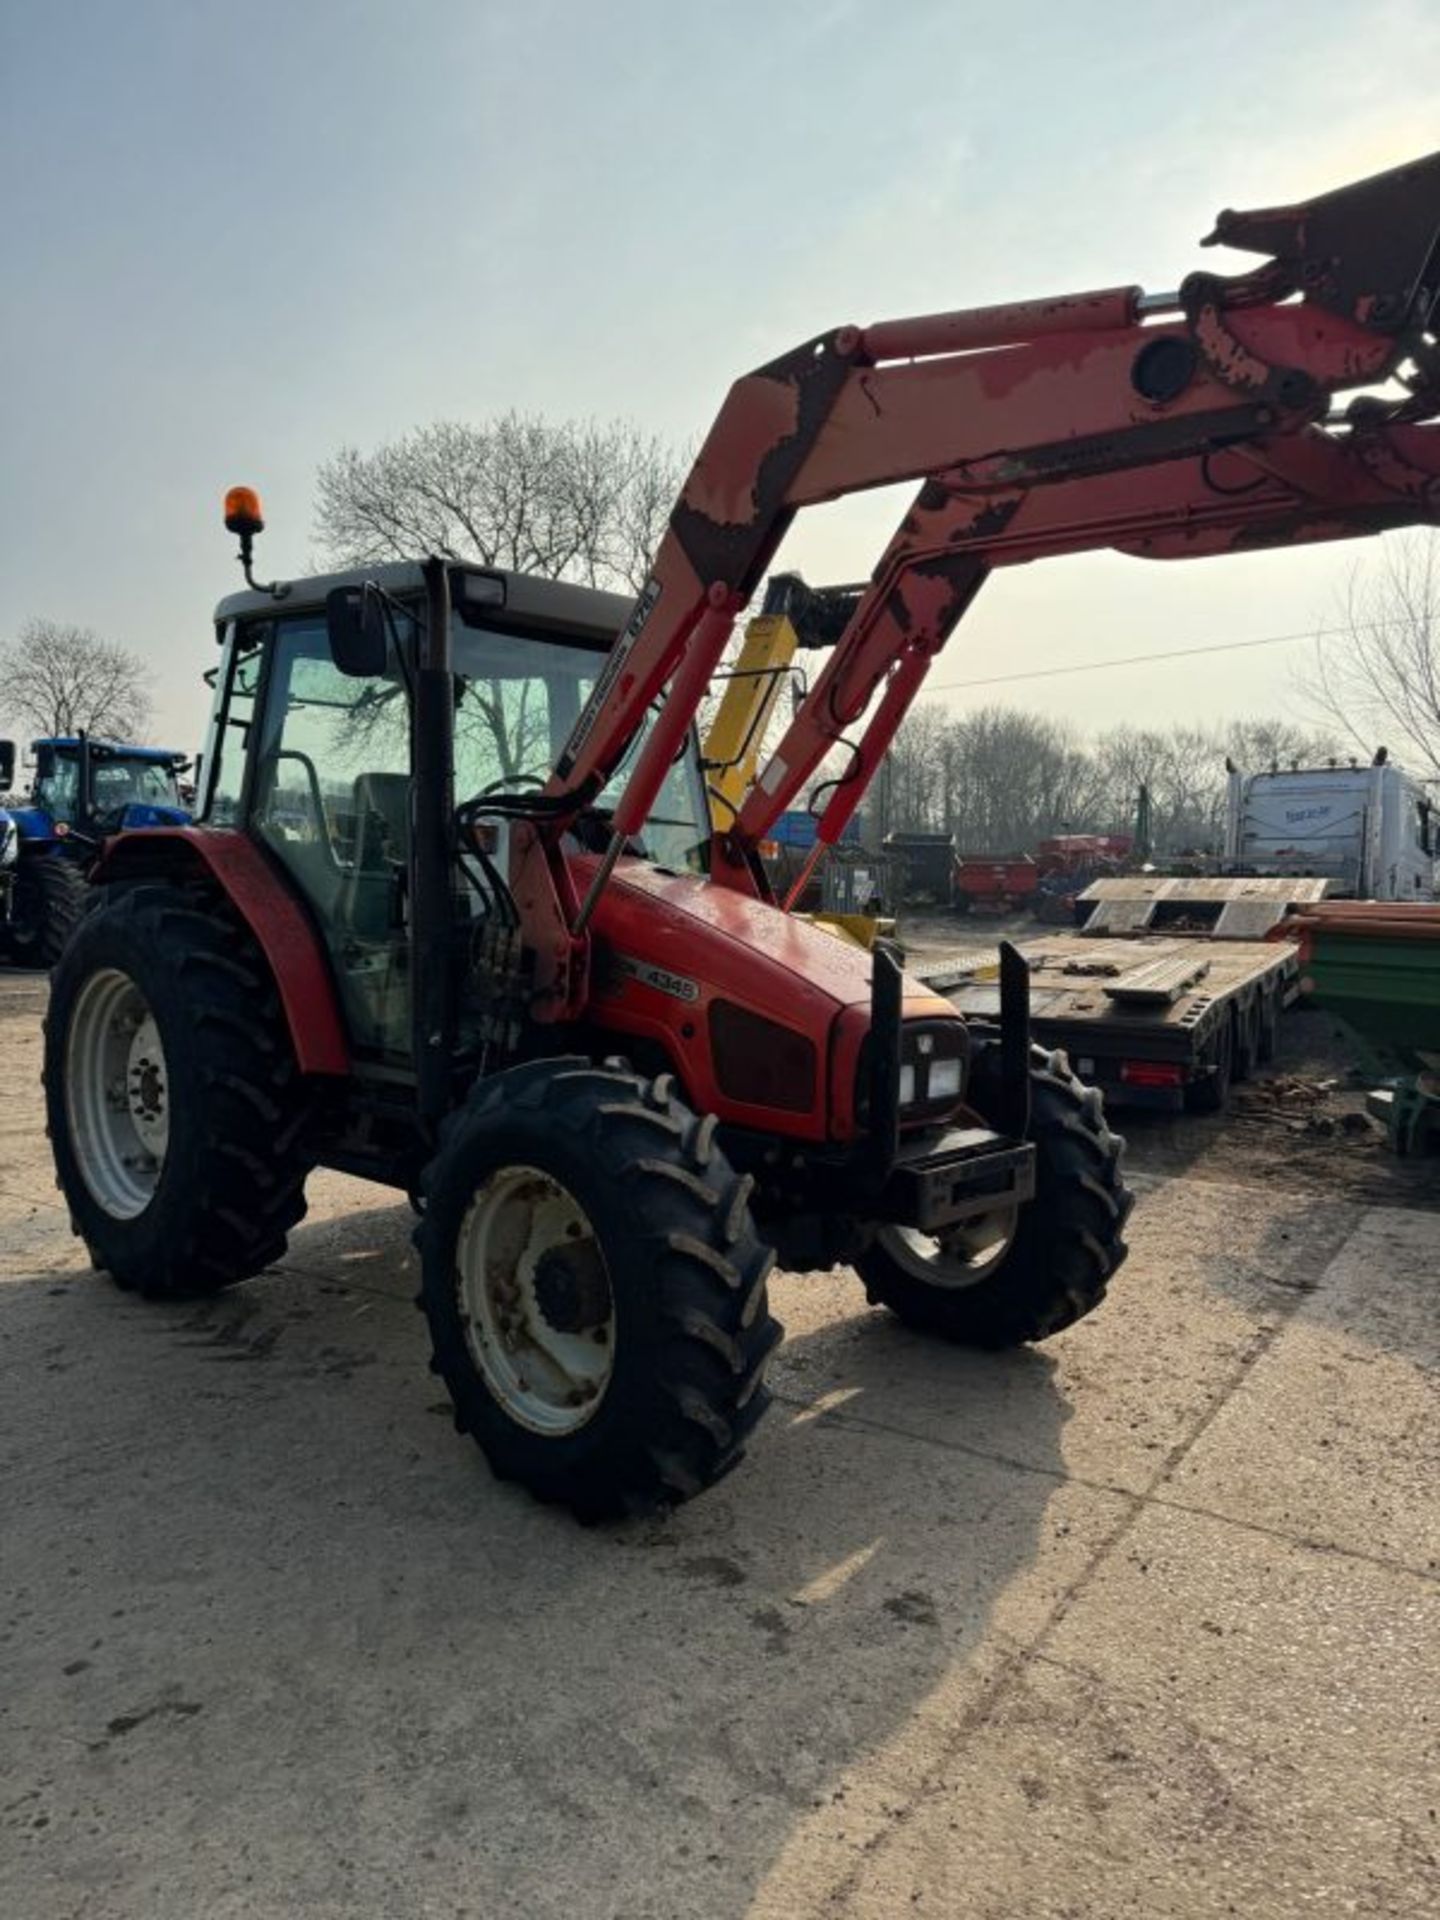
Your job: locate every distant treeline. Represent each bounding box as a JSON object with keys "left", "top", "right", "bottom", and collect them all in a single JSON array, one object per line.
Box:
[{"left": 883, "top": 705, "right": 1341, "bottom": 855}]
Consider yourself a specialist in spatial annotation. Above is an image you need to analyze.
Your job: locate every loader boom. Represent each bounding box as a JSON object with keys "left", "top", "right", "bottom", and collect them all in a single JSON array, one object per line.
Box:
[{"left": 515, "top": 151, "right": 1440, "bottom": 1016}]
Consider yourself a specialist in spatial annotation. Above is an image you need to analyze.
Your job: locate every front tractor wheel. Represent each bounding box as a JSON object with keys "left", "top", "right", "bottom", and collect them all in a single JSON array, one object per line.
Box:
[
  {"left": 415, "top": 1061, "right": 782, "bottom": 1521},
  {"left": 3, "top": 853, "right": 86, "bottom": 969},
  {"left": 855, "top": 1046, "right": 1132, "bottom": 1348},
  {"left": 44, "top": 884, "right": 314, "bottom": 1296}
]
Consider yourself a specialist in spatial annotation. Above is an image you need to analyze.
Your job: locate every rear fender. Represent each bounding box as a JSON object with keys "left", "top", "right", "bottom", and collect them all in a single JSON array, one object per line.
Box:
[{"left": 91, "top": 827, "right": 348, "bottom": 1076}]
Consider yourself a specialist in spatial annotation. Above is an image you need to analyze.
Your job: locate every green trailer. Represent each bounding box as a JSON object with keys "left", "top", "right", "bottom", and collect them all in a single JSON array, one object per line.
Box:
[{"left": 1277, "top": 903, "right": 1440, "bottom": 1153}]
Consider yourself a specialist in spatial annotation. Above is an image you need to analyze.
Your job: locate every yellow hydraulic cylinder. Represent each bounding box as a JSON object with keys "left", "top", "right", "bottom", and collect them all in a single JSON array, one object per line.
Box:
[{"left": 703, "top": 612, "right": 799, "bottom": 817}]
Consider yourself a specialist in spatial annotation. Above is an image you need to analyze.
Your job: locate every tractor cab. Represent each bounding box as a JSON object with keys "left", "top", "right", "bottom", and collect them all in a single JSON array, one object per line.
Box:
[
  {"left": 202, "top": 560, "right": 711, "bottom": 1058},
  {"left": 0, "top": 734, "right": 187, "bottom": 970},
  {"left": 24, "top": 737, "right": 191, "bottom": 841}
]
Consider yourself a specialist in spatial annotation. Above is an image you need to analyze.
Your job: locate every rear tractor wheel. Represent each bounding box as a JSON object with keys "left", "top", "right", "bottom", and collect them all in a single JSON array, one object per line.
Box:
[
  {"left": 855, "top": 1045, "right": 1132, "bottom": 1348},
  {"left": 44, "top": 883, "right": 313, "bottom": 1296},
  {"left": 415, "top": 1060, "right": 782, "bottom": 1521}
]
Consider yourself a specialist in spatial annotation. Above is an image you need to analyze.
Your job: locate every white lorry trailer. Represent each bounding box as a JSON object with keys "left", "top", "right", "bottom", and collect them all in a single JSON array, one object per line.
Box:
[{"left": 1223, "top": 754, "right": 1435, "bottom": 901}]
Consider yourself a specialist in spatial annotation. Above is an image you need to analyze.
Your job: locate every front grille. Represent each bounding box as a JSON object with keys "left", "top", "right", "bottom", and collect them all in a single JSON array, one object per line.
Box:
[{"left": 709, "top": 1000, "right": 817, "bottom": 1113}]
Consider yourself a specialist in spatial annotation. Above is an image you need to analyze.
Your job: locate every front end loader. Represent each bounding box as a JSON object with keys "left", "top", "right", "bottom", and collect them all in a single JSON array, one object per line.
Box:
[{"left": 42, "top": 149, "right": 1440, "bottom": 1518}]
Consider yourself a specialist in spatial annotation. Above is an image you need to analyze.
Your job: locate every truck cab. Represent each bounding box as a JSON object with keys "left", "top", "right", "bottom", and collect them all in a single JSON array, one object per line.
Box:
[{"left": 1223, "top": 757, "right": 1436, "bottom": 902}]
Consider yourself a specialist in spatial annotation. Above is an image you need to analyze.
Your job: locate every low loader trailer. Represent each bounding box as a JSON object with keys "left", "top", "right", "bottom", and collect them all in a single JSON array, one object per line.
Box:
[{"left": 923, "top": 878, "right": 1332, "bottom": 1112}]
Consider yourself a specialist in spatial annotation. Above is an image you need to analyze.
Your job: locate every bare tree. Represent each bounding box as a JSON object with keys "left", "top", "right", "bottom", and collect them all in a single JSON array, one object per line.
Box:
[
  {"left": 314, "top": 414, "right": 684, "bottom": 594},
  {"left": 1303, "top": 530, "right": 1440, "bottom": 779},
  {"left": 0, "top": 619, "right": 153, "bottom": 741},
  {"left": 1221, "top": 715, "right": 1339, "bottom": 773}
]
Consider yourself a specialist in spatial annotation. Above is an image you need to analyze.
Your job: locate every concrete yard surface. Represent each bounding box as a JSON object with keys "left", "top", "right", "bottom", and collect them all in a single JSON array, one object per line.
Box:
[{"left": 1, "top": 972, "right": 1436, "bottom": 1919}]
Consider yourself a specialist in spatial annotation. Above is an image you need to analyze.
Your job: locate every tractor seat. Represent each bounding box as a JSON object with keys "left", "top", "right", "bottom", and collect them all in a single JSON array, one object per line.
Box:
[{"left": 339, "top": 772, "right": 411, "bottom": 941}]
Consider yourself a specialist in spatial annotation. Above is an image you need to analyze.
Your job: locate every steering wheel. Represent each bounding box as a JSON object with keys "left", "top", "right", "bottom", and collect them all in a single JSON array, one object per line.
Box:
[{"left": 474, "top": 773, "right": 546, "bottom": 798}]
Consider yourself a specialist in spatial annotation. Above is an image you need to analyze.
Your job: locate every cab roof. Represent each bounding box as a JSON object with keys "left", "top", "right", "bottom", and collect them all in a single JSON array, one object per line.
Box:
[
  {"left": 35, "top": 738, "right": 186, "bottom": 763},
  {"left": 214, "top": 560, "right": 636, "bottom": 648}
]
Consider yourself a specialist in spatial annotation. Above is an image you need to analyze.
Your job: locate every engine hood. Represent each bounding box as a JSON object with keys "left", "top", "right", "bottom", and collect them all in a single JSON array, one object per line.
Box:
[
  {"left": 582, "top": 857, "right": 957, "bottom": 1143},
  {"left": 114, "top": 803, "right": 192, "bottom": 829}
]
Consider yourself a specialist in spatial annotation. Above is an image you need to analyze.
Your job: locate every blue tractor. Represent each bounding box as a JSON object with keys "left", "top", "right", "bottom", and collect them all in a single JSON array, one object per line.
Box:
[{"left": 0, "top": 734, "right": 191, "bottom": 967}]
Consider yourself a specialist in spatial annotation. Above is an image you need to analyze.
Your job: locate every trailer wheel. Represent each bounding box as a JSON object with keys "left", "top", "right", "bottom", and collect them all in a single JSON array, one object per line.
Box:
[
  {"left": 1233, "top": 998, "right": 1263, "bottom": 1083},
  {"left": 415, "top": 1060, "right": 782, "bottom": 1521},
  {"left": 44, "top": 883, "right": 313, "bottom": 1295},
  {"left": 952, "top": 889, "right": 973, "bottom": 916},
  {"left": 854, "top": 1046, "right": 1132, "bottom": 1348},
  {"left": 1257, "top": 991, "right": 1279, "bottom": 1064},
  {"left": 3, "top": 854, "right": 86, "bottom": 969},
  {"left": 1186, "top": 1010, "right": 1234, "bottom": 1113}
]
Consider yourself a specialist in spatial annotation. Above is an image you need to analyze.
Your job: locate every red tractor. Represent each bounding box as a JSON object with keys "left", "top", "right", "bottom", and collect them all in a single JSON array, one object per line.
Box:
[{"left": 44, "top": 151, "right": 1440, "bottom": 1517}]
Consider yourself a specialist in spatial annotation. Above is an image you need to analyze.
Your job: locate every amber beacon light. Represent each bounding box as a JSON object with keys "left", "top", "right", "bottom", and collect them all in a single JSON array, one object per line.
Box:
[
  {"left": 223, "top": 484, "right": 287, "bottom": 598},
  {"left": 223, "top": 485, "right": 265, "bottom": 537}
]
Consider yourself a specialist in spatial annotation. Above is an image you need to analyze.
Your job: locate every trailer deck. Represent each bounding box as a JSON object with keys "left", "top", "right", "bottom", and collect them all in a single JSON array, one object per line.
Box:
[{"left": 917, "top": 878, "right": 1333, "bottom": 1110}]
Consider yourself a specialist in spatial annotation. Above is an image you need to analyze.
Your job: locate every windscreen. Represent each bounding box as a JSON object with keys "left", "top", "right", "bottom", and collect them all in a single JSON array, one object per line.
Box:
[
  {"left": 92, "top": 760, "right": 180, "bottom": 809},
  {"left": 452, "top": 621, "right": 710, "bottom": 872}
]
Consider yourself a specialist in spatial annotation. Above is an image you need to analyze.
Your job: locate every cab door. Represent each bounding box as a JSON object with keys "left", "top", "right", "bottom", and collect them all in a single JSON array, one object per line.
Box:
[{"left": 248, "top": 609, "right": 415, "bottom": 1054}]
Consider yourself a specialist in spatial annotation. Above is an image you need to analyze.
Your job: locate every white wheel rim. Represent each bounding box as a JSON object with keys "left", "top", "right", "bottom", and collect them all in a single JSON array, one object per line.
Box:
[
  {"left": 455, "top": 1165, "right": 615, "bottom": 1436},
  {"left": 64, "top": 968, "right": 170, "bottom": 1220},
  {"left": 877, "top": 1206, "right": 1019, "bottom": 1290}
]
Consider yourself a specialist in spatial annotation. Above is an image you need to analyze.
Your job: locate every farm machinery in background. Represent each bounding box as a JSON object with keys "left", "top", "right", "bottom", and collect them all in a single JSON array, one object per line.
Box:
[
  {"left": 0, "top": 734, "right": 191, "bottom": 967},
  {"left": 952, "top": 830, "right": 1140, "bottom": 922},
  {"left": 886, "top": 818, "right": 1142, "bottom": 921},
  {"left": 40, "top": 148, "right": 1440, "bottom": 1521},
  {"left": 1274, "top": 900, "right": 1440, "bottom": 1153}
]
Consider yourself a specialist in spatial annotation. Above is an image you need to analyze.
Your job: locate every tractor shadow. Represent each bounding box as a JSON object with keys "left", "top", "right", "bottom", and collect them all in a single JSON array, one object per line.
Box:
[{"left": 1, "top": 1193, "right": 1075, "bottom": 1920}]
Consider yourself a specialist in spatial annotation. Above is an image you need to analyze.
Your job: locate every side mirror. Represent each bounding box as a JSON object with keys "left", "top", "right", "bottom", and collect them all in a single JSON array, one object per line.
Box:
[
  {"left": 326, "top": 585, "right": 389, "bottom": 679},
  {"left": 0, "top": 740, "right": 13, "bottom": 790}
]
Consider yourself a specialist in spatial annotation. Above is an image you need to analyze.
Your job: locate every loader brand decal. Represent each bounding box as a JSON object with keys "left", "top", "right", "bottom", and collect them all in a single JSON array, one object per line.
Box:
[
  {"left": 555, "top": 577, "right": 662, "bottom": 778},
  {"left": 610, "top": 952, "right": 700, "bottom": 1003}
]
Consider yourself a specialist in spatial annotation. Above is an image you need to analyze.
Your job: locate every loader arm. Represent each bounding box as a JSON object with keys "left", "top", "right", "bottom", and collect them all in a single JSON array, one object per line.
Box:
[{"left": 521, "top": 149, "right": 1440, "bottom": 1016}]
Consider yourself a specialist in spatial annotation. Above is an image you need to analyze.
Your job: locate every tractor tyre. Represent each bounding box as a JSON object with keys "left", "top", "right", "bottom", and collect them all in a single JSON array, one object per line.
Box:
[
  {"left": 854, "top": 1045, "right": 1131, "bottom": 1349},
  {"left": 415, "top": 1059, "right": 782, "bottom": 1521},
  {"left": 3, "top": 854, "right": 86, "bottom": 969},
  {"left": 44, "top": 883, "right": 313, "bottom": 1297}
]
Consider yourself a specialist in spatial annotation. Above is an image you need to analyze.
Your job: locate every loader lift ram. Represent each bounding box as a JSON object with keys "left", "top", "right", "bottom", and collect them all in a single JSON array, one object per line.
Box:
[{"left": 44, "top": 151, "right": 1440, "bottom": 1518}]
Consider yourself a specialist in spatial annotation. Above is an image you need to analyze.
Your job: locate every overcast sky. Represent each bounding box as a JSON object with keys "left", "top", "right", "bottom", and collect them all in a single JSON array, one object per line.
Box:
[{"left": 2, "top": 0, "right": 1437, "bottom": 753}]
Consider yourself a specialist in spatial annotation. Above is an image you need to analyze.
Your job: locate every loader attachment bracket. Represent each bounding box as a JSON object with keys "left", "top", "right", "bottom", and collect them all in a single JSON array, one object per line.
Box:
[
  {"left": 865, "top": 938, "right": 904, "bottom": 1184},
  {"left": 997, "top": 941, "right": 1032, "bottom": 1140},
  {"left": 1202, "top": 151, "right": 1440, "bottom": 340}
]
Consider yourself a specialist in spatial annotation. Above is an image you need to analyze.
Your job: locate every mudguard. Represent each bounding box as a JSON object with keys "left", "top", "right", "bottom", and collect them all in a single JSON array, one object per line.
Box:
[{"left": 91, "top": 826, "right": 349, "bottom": 1076}]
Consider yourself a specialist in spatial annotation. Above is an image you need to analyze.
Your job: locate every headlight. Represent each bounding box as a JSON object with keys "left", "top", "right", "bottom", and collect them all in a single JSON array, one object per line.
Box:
[
  {"left": 857, "top": 1018, "right": 970, "bottom": 1126},
  {"left": 896, "top": 1020, "right": 969, "bottom": 1115},
  {"left": 929, "top": 1056, "right": 963, "bottom": 1101}
]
